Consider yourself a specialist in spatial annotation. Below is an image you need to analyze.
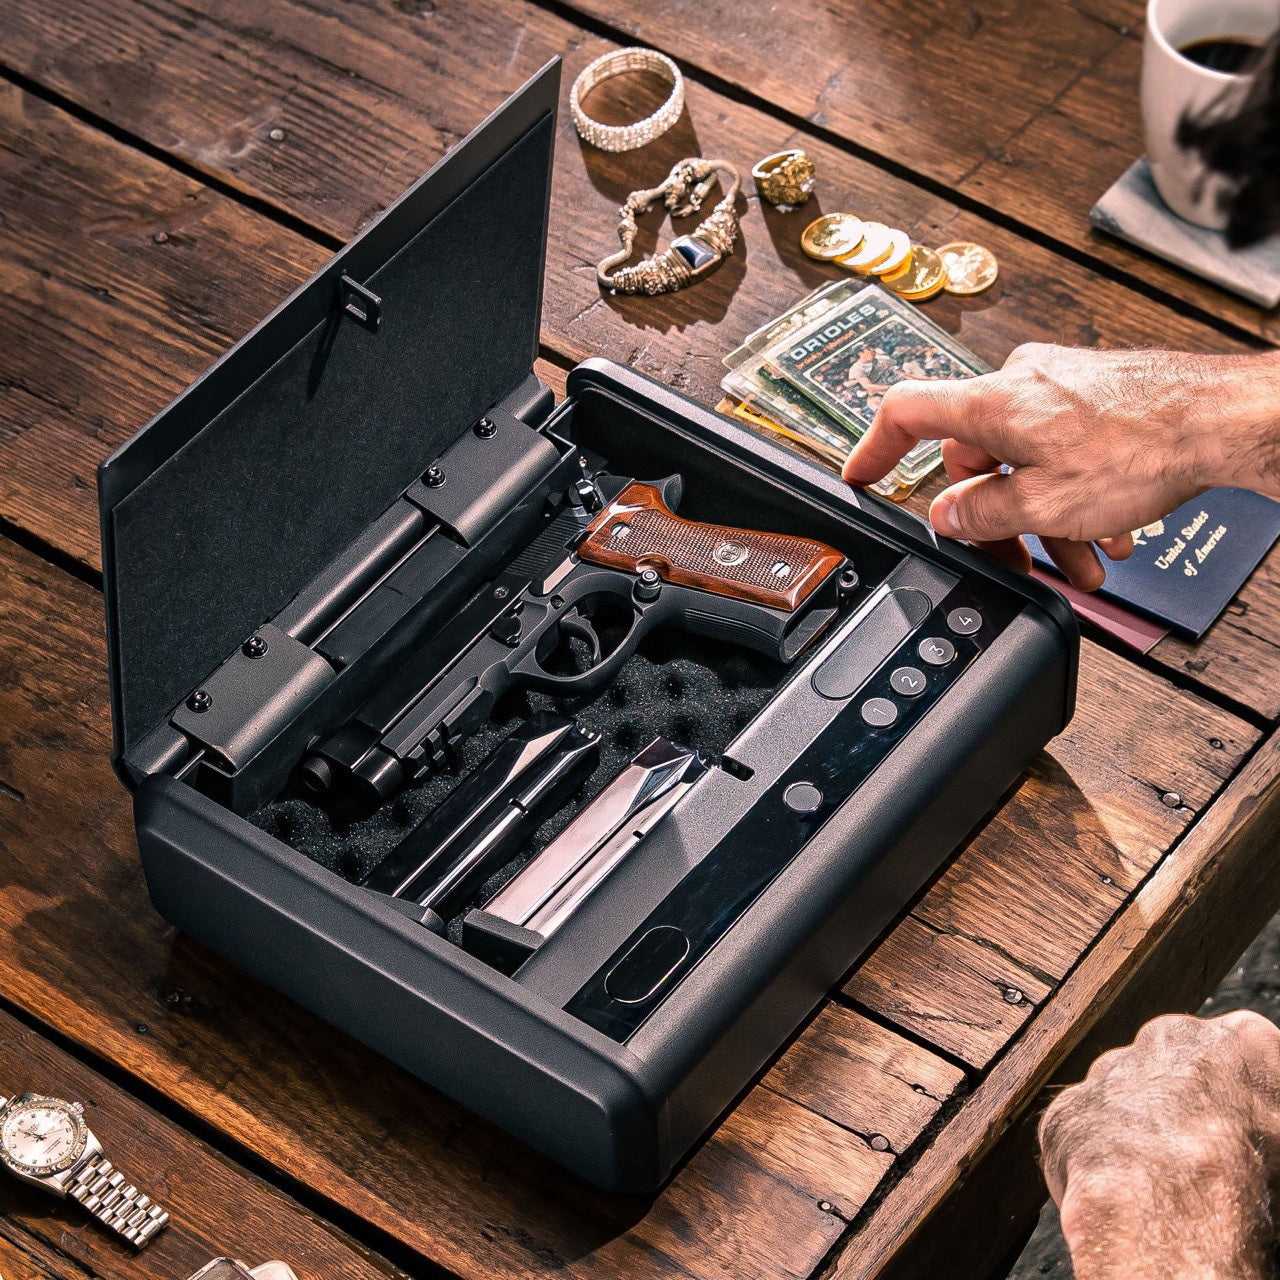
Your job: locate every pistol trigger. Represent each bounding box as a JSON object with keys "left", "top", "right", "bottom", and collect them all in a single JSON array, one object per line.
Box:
[{"left": 559, "top": 609, "right": 603, "bottom": 666}]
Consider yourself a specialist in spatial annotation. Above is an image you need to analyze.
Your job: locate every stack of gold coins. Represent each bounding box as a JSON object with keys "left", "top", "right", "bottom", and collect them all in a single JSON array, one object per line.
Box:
[{"left": 800, "top": 214, "right": 1000, "bottom": 303}]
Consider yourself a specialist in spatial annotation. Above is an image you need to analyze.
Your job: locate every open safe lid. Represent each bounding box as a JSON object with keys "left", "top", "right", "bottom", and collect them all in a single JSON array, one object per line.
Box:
[{"left": 98, "top": 59, "right": 561, "bottom": 769}]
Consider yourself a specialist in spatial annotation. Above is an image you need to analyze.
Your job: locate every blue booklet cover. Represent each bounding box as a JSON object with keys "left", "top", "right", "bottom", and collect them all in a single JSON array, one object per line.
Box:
[{"left": 1027, "top": 488, "right": 1280, "bottom": 638}]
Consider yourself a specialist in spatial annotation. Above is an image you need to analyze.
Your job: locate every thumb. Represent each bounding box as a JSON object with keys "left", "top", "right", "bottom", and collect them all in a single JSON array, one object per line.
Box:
[{"left": 931, "top": 471, "right": 1033, "bottom": 543}]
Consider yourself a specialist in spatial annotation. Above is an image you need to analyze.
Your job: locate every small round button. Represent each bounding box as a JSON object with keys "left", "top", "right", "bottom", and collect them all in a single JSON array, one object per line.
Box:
[
  {"left": 947, "top": 607, "right": 982, "bottom": 636},
  {"left": 784, "top": 781, "right": 824, "bottom": 813},
  {"left": 861, "top": 697, "right": 899, "bottom": 728},
  {"left": 890, "top": 666, "right": 927, "bottom": 697},
  {"left": 917, "top": 636, "right": 956, "bottom": 667}
]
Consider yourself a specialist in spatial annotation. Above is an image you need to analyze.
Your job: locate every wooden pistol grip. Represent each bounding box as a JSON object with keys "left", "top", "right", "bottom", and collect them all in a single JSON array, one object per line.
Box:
[{"left": 578, "top": 482, "right": 844, "bottom": 612}]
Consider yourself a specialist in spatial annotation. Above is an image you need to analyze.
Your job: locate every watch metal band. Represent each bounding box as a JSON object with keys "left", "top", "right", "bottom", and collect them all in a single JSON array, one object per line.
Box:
[{"left": 66, "top": 1152, "right": 170, "bottom": 1248}]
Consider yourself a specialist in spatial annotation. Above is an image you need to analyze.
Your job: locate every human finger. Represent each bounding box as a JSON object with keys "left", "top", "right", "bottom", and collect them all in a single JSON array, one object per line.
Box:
[
  {"left": 1041, "top": 536, "right": 1106, "bottom": 592},
  {"left": 843, "top": 378, "right": 995, "bottom": 486},
  {"left": 930, "top": 470, "right": 1034, "bottom": 543}
]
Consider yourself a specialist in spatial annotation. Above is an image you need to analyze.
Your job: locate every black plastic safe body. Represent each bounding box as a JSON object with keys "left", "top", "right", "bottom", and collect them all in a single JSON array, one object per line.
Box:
[{"left": 98, "top": 59, "right": 1078, "bottom": 1192}]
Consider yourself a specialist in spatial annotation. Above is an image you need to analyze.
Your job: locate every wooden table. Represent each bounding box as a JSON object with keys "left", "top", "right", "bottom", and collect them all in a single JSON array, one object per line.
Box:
[{"left": 1, "top": 3, "right": 1277, "bottom": 1277}]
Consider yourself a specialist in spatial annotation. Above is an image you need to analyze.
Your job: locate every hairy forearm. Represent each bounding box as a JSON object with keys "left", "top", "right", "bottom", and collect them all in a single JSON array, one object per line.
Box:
[
  {"left": 1195, "top": 348, "right": 1280, "bottom": 499},
  {"left": 1059, "top": 1158, "right": 1276, "bottom": 1280}
]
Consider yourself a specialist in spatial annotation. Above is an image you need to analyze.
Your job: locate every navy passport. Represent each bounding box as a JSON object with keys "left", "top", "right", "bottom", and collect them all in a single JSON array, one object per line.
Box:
[{"left": 1027, "top": 488, "right": 1280, "bottom": 638}]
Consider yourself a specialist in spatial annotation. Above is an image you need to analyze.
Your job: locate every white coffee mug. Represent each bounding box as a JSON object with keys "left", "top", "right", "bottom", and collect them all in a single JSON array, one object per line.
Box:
[{"left": 1142, "top": 0, "right": 1279, "bottom": 228}]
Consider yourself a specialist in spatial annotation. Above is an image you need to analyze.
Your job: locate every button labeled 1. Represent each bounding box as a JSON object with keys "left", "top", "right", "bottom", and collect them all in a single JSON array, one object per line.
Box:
[{"left": 861, "top": 697, "right": 898, "bottom": 728}]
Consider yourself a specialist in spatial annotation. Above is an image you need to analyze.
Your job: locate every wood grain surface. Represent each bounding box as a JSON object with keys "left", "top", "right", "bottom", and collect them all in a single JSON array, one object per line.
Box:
[
  {"left": 834, "top": 727, "right": 1280, "bottom": 1280},
  {"left": 1, "top": 1, "right": 1279, "bottom": 1277},
  {"left": 0, "top": 1010, "right": 402, "bottom": 1280},
  {"left": 0, "top": 6, "right": 1275, "bottom": 718},
  {"left": 534, "top": 0, "right": 1280, "bottom": 343}
]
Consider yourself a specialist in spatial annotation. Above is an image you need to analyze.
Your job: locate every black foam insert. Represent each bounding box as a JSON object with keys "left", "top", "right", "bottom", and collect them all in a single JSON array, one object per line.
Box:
[
  {"left": 251, "top": 631, "right": 783, "bottom": 936},
  {"left": 109, "top": 116, "right": 554, "bottom": 753}
]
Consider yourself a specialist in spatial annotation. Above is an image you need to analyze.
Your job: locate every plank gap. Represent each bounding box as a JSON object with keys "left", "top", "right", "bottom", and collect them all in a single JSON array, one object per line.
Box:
[
  {"left": 0, "top": 987, "right": 457, "bottom": 1280},
  {"left": 0, "top": 59, "right": 344, "bottom": 255}
]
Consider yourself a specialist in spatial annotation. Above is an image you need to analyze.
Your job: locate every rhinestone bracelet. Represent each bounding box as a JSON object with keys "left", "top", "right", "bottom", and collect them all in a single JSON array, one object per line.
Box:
[{"left": 571, "top": 48, "right": 685, "bottom": 153}]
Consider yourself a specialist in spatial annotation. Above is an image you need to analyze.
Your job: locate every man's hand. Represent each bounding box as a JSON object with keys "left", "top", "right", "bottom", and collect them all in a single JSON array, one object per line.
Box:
[
  {"left": 842, "top": 344, "right": 1280, "bottom": 590},
  {"left": 1039, "top": 1012, "right": 1280, "bottom": 1280}
]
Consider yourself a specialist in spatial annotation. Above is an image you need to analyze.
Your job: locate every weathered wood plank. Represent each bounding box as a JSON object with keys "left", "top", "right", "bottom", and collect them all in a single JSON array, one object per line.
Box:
[
  {"left": 764, "top": 1005, "right": 967, "bottom": 1157},
  {"left": 0, "top": 82, "right": 327, "bottom": 570},
  {"left": 844, "top": 918, "right": 1053, "bottom": 1071},
  {"left": 831, "top": 726, "right": 1280, "bottom": 1280},
  {"left": 0, "top": 531, "right": 952, "bottom": 1280},
  {"left": 2, "top": 15, "right": 1274, "bottom": 721},
  {"left": 548, "top": 0, "right": 1280, "bottom": 343},
  {"left": 0, "top": 1010, "right": 402, "bottom": 1280}
]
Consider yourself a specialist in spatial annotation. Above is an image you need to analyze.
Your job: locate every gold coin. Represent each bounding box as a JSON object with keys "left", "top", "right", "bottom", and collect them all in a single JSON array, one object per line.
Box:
[
  {"left": 869, "top": 228, "right": 913, "bottom": 277},
  {"left": 937, "top": 241, "right": 999, "bottom": 295},
  {"left": 885, "top": 245, "right": 947, "bottom": 296},
  {"left": 896, "top": 275, "right": 949, "bottom": 302},
  {"left": 801, "top": 213, "right": 866, "bottom": 260},
  {"left": 836, "top": 221, "right": 893, "bottom": 271}
]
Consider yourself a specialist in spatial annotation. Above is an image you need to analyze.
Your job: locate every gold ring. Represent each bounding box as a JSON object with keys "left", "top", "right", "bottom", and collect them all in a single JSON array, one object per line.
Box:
[{"left": 751, "top": 149, "right": 816, "bottom": 206}]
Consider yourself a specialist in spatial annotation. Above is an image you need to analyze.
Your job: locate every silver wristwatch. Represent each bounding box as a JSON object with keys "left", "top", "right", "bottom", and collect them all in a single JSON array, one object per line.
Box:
[{"left": 0, "top": 1092, "right": 170, "bottom": 1248}]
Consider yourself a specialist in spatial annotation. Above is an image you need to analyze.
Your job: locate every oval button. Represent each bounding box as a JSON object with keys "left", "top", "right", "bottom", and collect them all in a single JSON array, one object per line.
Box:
[{"left": 604, "top": 926, "right": 691, "bottom": 1005}]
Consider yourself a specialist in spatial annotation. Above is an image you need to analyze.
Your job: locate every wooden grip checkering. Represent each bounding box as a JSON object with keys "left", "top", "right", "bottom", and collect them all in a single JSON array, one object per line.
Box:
[{"left": 578, "top": 483, "right": 844, "bottom": 611}]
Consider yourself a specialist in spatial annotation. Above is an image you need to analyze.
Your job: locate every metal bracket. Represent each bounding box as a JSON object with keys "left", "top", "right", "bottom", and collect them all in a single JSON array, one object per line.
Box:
[{"left": 338, "top": 274, "right": 382, "bottom": 332}]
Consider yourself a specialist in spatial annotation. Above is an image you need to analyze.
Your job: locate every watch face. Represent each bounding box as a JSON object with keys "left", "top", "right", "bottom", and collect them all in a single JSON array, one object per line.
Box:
[{"left": 1, "top": 1096, "right": 88, "bottom": 1176}]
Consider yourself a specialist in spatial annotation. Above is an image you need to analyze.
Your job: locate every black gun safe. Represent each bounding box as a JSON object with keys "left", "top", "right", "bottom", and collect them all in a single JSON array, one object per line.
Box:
[{"left": 99, "top": 59, "right": 1077, "bottom": 1192}]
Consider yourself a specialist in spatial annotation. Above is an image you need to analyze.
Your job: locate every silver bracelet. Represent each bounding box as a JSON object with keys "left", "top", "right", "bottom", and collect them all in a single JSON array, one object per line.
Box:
[
  {"left": 570, "top": 48, "right": 685, "bottom": 153},
  {"left": 67, "top": 1152, "right": 170, "bottom": 1249}
]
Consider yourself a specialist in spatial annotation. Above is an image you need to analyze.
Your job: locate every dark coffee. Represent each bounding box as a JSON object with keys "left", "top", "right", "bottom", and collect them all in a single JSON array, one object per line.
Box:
[{"left": 1178, "top": 35, "right": 1264, "bottom": 74}]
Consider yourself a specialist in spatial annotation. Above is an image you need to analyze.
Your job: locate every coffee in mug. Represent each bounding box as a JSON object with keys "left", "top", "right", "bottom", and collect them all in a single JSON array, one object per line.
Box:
[{"left": 1142, "top": 0, "right": 1278, "bottom": 228}]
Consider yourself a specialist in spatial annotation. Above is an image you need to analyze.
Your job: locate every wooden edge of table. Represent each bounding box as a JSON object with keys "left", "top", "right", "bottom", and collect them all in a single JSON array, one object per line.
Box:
[{"left": 827, "top": 725, "right": 1280, "bottom": 1280}]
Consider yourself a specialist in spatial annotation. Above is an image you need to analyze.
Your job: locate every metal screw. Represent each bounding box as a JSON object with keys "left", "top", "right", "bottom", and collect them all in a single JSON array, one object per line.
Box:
[
  {"left": 1161, "top": 791, "right": 1183, "bottom": 809},
  {"left": 187, "top": 689, "right": 212, "bottom": 713},
  {"left": 152, "top": 230, "right": 169, "bottom": 244},
  {"left": 550, "top": 594, "right": 565, "bottom": 609},
  {"left": 242, "top": 634, "right": 269, "bottom": 658},
  {"left": 1003, "top": 987, "right": 1024, "bottom": 1005},
  {"left": 425, "top": 464, "right": 445, "bottom": 488},
  {"left": 493, "top": 585, "right": 509, "bottom": 600},
  {"left": 268, "top": 126, "right": 287, "bottom": 142},
  {"left": 475, "top": 416, "right": 497, "bottom": 438},
  {"left": 868, "top": 1134, "right": 890, "bottom": 1152}
]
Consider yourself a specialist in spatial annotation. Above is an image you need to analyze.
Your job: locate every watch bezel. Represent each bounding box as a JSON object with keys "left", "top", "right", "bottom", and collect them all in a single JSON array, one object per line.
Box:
[{"left": 0, "top": 1094, "right": 89, "bottom": 1177}]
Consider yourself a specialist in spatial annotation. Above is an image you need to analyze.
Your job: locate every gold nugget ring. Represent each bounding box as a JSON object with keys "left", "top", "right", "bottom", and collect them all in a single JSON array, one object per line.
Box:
[
  {"left": 752, "top": 149, "right": 816, "bottom": 206},
  {"left": 571, "top": 48, "right": 685, "bottom": 153}
]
